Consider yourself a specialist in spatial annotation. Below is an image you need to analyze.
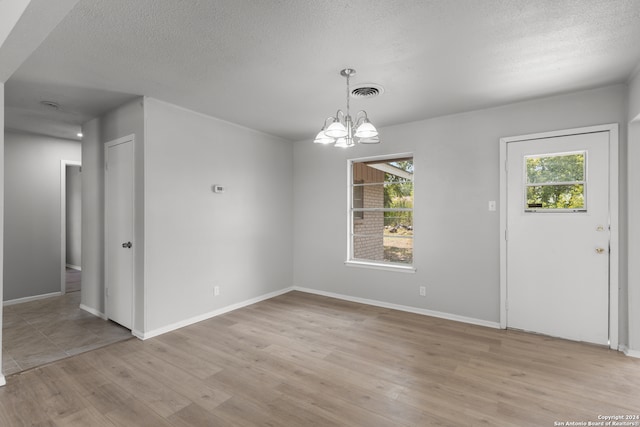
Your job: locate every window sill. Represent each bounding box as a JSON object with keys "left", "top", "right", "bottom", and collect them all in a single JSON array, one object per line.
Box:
[{"left": 345, "top": 260, "right": 416, "bottom": 273}]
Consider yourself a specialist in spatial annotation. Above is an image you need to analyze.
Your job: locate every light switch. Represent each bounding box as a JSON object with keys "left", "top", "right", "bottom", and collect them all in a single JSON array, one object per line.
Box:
[{"left": 488, "top": 201, "right": 496, "bottom": 211}]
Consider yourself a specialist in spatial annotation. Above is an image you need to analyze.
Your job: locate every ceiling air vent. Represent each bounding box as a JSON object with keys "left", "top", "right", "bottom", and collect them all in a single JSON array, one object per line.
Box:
[{"left": 351, "top": 83, "right": 384, "bottom": 99}]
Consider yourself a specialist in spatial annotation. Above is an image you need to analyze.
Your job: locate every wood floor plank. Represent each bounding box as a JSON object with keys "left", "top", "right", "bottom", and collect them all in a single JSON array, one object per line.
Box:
[
  {"left": 121, "top": 347, "right": 232, "bottom": 412},
  {"left": 276, "top": 380, "right": 409, "bottom": 427},
  {"left": 82, "top": 344, "right": 192, "bottom": 418},
  {"left": 102, "top": 393, "right": 176, "bottom": 427},
  {"left": 1, "top": 290, "right": 639, "bottom": 426},
  {"left": 140, "top": 335, "right": 224, "bottom": 379},
  {"left": 0, "top": 373, "right": 57, "bottom": 427},
  {"left": 53, "top": 406, "right": 117, "bottom": 427},
  {"left": 166, "top": 403, "right": 229, "bottom": 427}
]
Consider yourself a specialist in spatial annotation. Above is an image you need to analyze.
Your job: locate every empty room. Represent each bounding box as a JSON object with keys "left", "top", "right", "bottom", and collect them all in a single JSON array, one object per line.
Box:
[{"left": 1, "top": 1, "right": 640, "bottom": 426}]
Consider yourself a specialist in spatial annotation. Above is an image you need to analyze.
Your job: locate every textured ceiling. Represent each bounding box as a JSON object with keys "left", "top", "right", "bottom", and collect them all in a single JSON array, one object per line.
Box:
[{"left": 5, "top": 0, "right": 640, "bottom": 141}]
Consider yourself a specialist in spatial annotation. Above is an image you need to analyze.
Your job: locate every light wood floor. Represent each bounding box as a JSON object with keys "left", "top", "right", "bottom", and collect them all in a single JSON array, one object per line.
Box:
[{"left": 1, "top": 291, "right": 639, "bottom": 426}]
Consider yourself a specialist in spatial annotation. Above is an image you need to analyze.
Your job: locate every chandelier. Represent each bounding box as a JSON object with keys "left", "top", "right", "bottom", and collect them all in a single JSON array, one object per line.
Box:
[{"left": 314, "top": 68, "right": 380, "bottom": 147}]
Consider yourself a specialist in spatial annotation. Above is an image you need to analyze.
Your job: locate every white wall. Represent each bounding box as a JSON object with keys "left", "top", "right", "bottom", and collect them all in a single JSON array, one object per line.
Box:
[
  {"left": 3, "top": 131, "right": 81, "bottom": 301},
  {"left": 1, "top": 82, "right": 6, "bottom": 385},
  {"left": 293, "top": 85, "right": 628, "bottom": 331},
  {"left": 629, "top": 70, "right": 640, "bottom": 121},
  {"left": 80, "top": 97, "right": 144, "bottom": 330},
  {"left": 143, "top": 98, "right": 293, "bottom": 334},
  {"left": 65, "top": 165, "right": 81, "bottom": 267},
  {"left": 80, "top": 118, "right": 103, "bottom": 315},
  {"left": 0, "top": 0, "right": 31, "bottom": 48},
  {"left": 627, "top": 71, "right": 640, "bottom": 355}
]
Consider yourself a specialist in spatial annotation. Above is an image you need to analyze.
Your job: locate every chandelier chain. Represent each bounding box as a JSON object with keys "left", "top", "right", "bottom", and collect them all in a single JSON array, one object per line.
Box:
[{"left": 346, "top": 71, "right": 350, "bottom": 118}]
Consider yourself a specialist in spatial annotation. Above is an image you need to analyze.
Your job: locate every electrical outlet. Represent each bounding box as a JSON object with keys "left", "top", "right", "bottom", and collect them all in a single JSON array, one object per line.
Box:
[
  {"left": 213, "top": 286, "right": 220, "bottom": 296},
  {"left": 419, "top": 286, "right": 426, "bottom": 297}
]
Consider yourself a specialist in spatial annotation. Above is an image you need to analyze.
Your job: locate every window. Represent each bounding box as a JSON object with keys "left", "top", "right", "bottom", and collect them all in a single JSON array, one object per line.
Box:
[
  {"left": 348, "top": 155, "right": 414, "bottom": 269},
  {"left": 525, "top": 151, "right": 586, "bottom": 212},
  {"left": 353, "top": 180, "right": 364, "bottom": 220}
]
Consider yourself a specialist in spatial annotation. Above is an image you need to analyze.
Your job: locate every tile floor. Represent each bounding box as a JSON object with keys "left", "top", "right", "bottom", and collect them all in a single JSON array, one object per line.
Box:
[
  {"left": 66, "top": 268, "right": 81, "bottom": 293},
  {"left": 2, "top": 269, "right": 132, "bottom": 375}
]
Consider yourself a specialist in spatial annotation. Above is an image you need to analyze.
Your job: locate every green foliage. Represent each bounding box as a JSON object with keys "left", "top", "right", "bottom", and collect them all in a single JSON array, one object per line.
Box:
[
  {"left": 526, "top": 153, "right": 584, "bottom": 183},
  {"left": 526, "top": 153, "right": 585, "bottom": 209},
  {"left": 384, "top": 160, "right": 413, "bottom": 226}
]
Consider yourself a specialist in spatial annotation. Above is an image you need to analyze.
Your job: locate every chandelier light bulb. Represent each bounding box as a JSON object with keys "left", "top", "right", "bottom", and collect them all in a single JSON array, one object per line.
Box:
[
  {"left": 358, "top": 135, "right": 380, "bottom": 144},
  {"left": 354, "top": 120, "right": 378, "bottom": 138},
  {"left": 314, "top": 130, "right": 335, "bottom": 144},
  {"left": 325, "top": 121, "right": 348, "bottom": 138},
  {"left": 334, "top": 137, "right": 351, "bottom": 148}
]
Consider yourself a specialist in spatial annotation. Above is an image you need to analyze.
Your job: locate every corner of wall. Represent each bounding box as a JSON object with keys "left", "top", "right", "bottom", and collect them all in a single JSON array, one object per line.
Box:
[
  {"left": 626, "top": 118, "right": 640, "bottom": 354},
  {"left": 80, "top": 117, "right": 105, "bottom": 316},
  {"left": 0, "top": 82, "right": 5, "bottom": 385},
  {"left": 628, "top": 69, "right": 640, "bottom": 122},
  {"left": 625, "top": 67, "right": 640, "bottom": 352}
]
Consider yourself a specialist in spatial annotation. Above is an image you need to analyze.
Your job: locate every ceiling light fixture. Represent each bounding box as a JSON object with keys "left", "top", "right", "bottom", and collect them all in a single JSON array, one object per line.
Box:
[
  {"left": 40, "top": 100, "right": 61, "bottom": 110},
  {"left": 314, "top": 68, "right": 380, "bottom": 147}
]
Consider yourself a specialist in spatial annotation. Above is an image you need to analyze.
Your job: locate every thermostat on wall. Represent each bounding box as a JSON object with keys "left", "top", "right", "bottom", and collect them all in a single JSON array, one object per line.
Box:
[{"left": 212, "top": 185, "right": 225, "bottom": 193}]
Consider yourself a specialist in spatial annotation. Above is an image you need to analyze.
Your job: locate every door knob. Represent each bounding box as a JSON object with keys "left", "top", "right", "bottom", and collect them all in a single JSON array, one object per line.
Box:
[
  {"left": 122, "top": 241, "right": 132, "bottom": 249},
  {"left": 595, "top": 247, "right": 606, "bottom": 254}
]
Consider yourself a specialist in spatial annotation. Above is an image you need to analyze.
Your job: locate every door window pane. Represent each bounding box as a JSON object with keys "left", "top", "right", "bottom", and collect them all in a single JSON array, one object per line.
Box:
[
  {"left": 526, "top": 152, "right": 585, "bottom": 183},
  {"left": 524, "top": 152, "right": 586, "bottom": 211},
  {"left": 527, "top": 184, "right": 585, "bottom": 209}
]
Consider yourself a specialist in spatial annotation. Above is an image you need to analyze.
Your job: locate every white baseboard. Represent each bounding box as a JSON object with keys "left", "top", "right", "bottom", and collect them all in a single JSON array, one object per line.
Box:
[
  {"left": 137, "top": 287, "right": 295, "bottom": 340},
  {"left": 79, "top": 304, "right": 107, "bottom": 320},
  {"left": 0, "top": 374, "right": 5, "bottom": 387},
  {"left": 3, "top": 291, "right": 62, "bottom": 306},
  {"left": 132, "top": 329, "right": 145, "bottom": 340},
  {"left": 66, "top": 264, "right": 82, "bottom": 271},
  {"left": 620, "top": 345, "right": 640, "bottom": 358},
  {"left": 292, "top": 287, "right": 502, "bottom": 330}
]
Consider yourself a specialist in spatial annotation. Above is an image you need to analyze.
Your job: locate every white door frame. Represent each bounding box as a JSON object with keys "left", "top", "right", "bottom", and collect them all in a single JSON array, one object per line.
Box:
[
  {"left": 499, "top": 124, "right": 619, "bottom": 350},
  {"left": 60, "top": 159, "right": 82, "bottom": 294},
  {"left": 104, "top": 134, "right": 135, "bottom": 329}
]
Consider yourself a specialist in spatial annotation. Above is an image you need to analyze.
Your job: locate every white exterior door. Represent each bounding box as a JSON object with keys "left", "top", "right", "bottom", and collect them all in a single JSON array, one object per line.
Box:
[
  {"left": 105, "top": 136, "right": 134, "bottom": 329},
  {"left": 506, "top": 131, "right": 610, "bottom": 345}
]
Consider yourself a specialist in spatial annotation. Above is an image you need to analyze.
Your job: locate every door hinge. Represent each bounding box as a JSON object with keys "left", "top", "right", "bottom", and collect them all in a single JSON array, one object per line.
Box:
[
  {"left": 105, "top": 162, "right": 108, "bottom": 171},
  {"left": 505, "top": 229, "right": 508, "bottom": 241},
  {"left": 106, "top": 287, "right": 109, "bottom": 298}
]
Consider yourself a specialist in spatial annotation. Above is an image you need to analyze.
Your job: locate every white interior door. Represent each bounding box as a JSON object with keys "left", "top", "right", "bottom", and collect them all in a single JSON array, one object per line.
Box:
[
  {"left": 506, "top": 131, "right": 610, "bottom": 345},
  {"left": 105, "top": 136, "right": 134, "bottom": 329}
]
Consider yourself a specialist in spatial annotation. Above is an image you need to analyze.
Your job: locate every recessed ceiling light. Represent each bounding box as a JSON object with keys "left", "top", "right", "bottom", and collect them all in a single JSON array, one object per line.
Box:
[
  {"left": 40, "top": 100, "right": 61, "bottom": 110},
  {"left": 77, "top": 132, "right": 83, "bottom": 138}
]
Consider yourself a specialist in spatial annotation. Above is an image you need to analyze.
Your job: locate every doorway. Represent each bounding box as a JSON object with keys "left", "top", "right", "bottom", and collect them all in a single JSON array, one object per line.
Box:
[
  {"left": 499, "top": 124, "right": 619, "bottom": 348},
  {"left": 61, "top": 160, "right": 82, "bottom": 294},
  {"left": 2, "top": 158, "right": 132, "bottom": 376}
]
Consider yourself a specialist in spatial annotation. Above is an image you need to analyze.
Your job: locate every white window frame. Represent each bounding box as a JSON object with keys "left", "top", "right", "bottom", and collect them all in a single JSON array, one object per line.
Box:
[{"left": 345, "top": 152, "right": 416, "bottom": 273}]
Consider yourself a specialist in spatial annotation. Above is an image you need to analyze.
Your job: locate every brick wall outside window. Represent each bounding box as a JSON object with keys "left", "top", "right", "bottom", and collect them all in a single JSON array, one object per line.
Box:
[{"left": 353, "top": 163, "right": 385, "bottom": 261}]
